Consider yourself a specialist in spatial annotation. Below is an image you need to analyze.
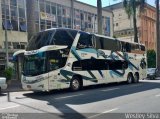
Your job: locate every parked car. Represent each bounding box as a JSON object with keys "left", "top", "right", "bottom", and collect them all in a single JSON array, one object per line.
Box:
[
  {"left": 0, "top": 77, "right": 7, "bottom": 94},
  {"left": 147, "top": 68, "right": 156, "bottom": 80}
]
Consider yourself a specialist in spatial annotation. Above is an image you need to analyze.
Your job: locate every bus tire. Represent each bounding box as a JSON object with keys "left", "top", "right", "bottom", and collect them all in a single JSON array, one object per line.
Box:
[
  {"left": 134, "top": 73, "right": 139, "bottom": 83},
  {"left": 127, "top": 73, "right": 133, "bottom": 84},
  {"left": 70, "top": 76, "right": 81, "bottom": 91}
]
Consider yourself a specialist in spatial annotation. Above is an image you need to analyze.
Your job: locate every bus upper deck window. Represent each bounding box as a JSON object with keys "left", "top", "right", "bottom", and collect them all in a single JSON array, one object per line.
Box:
[
  {"left": 77, "top": 32, "right": 93, "bottom": 49},
  {"left": 126, "top": 43, "right": 131, "bottom": 52}
]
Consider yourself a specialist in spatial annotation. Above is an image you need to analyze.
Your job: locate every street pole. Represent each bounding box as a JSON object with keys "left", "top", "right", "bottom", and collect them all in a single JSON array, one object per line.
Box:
[
  {"left": 156, "top": 0, "right": 160, "bottom": 76},
  {"left": 4, "top": 3, "right": 9, "bottom": 68},
  {"left": 4, "top": 2, "right": 10, "bottom": 102},
  {"left": 97, "top": 0, "right": 103, "bottom": 35},
  {"left": 26, "top": 0, "right": 36, "bottom": 41},
  {"left": 71, "top": 0, "right": 74, "bottom": 29}
]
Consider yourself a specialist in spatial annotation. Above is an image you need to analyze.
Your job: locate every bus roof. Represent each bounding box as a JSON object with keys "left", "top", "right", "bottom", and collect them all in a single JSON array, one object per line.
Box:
[
  {"left": 43, "top": 28, "right": 80, "bottom": 32},
  {"left": 94, "top": 33, "right": 145, "bottom": 46},
  {"left": 42, "top": 28, "right": 145, "bottom": 46}
]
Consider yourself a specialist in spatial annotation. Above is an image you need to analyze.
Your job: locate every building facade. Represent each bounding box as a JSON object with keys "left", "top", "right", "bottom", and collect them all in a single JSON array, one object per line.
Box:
[
  {"left": 140, "top": 4, "right": 156, "bottom": 50},
  {"left": 0, "top": 0, "right": 113, "bottom": 73},
  {"left": 104, "top": 2, "right": 156, "bottom": 50}
]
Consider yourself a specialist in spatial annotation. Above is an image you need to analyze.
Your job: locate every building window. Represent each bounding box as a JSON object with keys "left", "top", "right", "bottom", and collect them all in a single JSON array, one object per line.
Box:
[
  {"left": 46, "top": 3, "right": 51, "bottom": 14},
  {"left": 10, "top": 0, "right": 17, "bottom": 6},
  {"left": 18, "top": 0, "right": 25, "bottom": 8},
  {"left": 40, "top": 2, "right": 45, "bottom": 12},
  {"left": 1, "top": 0, "right": 27, "bottom": 32},
  {"left": 2, "top": 20, "right": 13, "bottom": 30},
  {"left": 10, "top": 6, "right": 17, "bottom": 17},
  {"left": 80, "top": 12, "right": 84, "bottom": 21},
  {"left": 51, "top": 3, "right": 56, "bottom": 15},
  {"left": 11, "top": 19, "right": 18, "bottom": 31},
  {"left": 19, "top": 8, "right": 25, "bottom": 18},
  {"left": 20, "top": 21, "right": 27, "bottom": 32},
  {"left": 57, "top": 5, "right": 62, "bottom": 16},
  {"left": 12, "top": 42, "right": 27, "bottom": 49}
]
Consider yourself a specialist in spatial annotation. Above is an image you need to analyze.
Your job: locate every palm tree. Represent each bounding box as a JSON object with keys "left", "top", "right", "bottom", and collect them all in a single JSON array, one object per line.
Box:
[
  {"left": 26, "top": 0, "right": 36, "bottom": 41},
  {"left": 97, "top": 0, "right": 103, "bottom": 35},
  {"left": 123, "top": 0, "right": 145, "bottom": 43},
  {"left": 156, "top": 0, "right": 160, "bottom": 76}
]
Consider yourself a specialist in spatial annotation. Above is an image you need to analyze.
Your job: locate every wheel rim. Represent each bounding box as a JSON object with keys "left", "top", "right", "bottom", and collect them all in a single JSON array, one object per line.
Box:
[
  {"left": 72, "top": 79, "right": 80, "bottom": 90},
  {"left": 128, "top": 75, "right": 132, "bottom": 83},
  {"left": 134, "top": 74, "right": 138, "bottom": 82}
]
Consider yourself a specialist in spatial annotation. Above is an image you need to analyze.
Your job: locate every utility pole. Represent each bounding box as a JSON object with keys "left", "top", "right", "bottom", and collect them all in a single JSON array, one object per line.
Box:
[
  {"left": 4, "top": 2, "right": 9, "bottom": 68},
  {"left": 156, "top": 0, "right": 160, "bottom": 76},
  {"left": 26, "top": 0, "right": 36, "bottom": 41},
  {"left": 97, "top": 0, "right": 103, "bottom": 35},
  {"left": 4, "top": 2, "right": 10, "bottom": 102},
  {"left": 71, "top": 0, "right": 74, "bottom": 29}
]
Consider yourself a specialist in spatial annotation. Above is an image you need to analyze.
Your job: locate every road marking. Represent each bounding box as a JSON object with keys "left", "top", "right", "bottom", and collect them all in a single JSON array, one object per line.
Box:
[
  {"left": 54, "top": 94, "right": 84, "bottom": 100},
  {"left": 101, "top": 88, "right": 119, "bottom": 92},
  {"left": 88, "top": 108, "right": 119, "bottom": 118},
  {"left": 130, "top": 84, "right": 142, "bottom": 87},
  {"left": 0, "top": 105, "right": 20, "bottom": 110}
]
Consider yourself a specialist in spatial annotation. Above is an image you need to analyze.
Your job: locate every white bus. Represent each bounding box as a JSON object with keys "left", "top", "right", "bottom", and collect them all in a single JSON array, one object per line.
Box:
[{"left": 13, "top": 28, "right": 147, "bottom": 91}]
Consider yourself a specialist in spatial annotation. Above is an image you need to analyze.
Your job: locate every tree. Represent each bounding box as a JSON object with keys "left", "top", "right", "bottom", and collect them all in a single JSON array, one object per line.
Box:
[
  {"left": 156, "top": 0, "right": 160, "bottom": 76},
  {"left": 123, "top": 0, "right": 145, "bottom": 43},
  {"left": 26, "top": 0, "right": 36, "bottom": 41},
  {"left": 97, "top": 0, "right": 103, "bottom": 35}
]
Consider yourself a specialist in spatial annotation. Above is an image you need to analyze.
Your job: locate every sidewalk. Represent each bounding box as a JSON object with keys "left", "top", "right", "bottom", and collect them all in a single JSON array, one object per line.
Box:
[
  {"left": 155, "top": 77, "right": 160, "bottom": 80},
  {"left": 3, "top": 79, "right": 24, "bottom": 92}
]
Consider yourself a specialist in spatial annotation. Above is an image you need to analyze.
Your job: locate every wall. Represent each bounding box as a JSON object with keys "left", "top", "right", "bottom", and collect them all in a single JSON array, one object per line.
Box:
[
  {"left": 113, "top": 8, "right": 133, "bottom": 32},
  {"left": 140, "top": 5, "right": 156, "bottom": 50}
]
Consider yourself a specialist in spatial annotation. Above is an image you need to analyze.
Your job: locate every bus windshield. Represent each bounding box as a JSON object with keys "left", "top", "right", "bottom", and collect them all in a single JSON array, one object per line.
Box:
[
  {"left": 23, "top": 53, "right": 47, "bottom": 76},
  {"left": 26, "top": 29, "right": 78, "bottom": 51},
  {"left": 26, "top": 30, "right": 55, "bottom": 51},
  {"left": 23, "top": 49, "right": 69, "bottom": 76}
]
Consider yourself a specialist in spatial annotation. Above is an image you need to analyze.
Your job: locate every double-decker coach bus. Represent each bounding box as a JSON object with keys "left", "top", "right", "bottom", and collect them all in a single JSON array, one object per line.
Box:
[{"left": 13, "top": 28, "right": 147, "bottom": 91}]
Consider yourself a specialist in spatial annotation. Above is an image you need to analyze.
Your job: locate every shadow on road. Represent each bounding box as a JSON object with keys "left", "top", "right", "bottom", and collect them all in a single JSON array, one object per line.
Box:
[
  {"left": 0, "top": 93, "right": 7, "bottom": 96},
  {"left": 12, "top": 81, "right": 160, "bottom": 119}
]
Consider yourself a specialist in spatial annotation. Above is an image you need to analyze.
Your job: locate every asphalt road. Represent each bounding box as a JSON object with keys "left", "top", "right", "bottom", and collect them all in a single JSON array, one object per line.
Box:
[{"left": 0, "top": 79, "right": 160, "bottom": 119}]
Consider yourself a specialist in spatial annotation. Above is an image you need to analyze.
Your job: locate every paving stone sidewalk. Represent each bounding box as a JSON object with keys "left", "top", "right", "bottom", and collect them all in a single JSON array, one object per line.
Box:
[{"left": 3, "top": 79, "right": 24, "bottom": 92}]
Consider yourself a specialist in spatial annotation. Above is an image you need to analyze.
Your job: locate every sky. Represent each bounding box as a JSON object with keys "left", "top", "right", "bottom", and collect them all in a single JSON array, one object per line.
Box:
[{"left": 77, "top": 0, "right": 156, "bottom": 7}]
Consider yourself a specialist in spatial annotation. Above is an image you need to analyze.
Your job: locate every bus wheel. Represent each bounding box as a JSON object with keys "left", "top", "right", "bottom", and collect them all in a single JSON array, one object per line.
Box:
[
  {"left": 70, "top": 77, "right": 81, "bottom": 91},
  {"left": 127, "top": 73, "right": 133, "bottom": 84},
  {"left": 134, "top": 73, "right": 139, "bottom": 83}
]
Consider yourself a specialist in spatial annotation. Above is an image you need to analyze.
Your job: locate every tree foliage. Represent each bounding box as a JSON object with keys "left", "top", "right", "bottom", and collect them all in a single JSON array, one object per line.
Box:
[
  {"left": 147, "top": 50, "right": 156, "bottom": 68},
  {"left": 4, "top": 67, "right": 13, "bottom": 81},
  {"left": 123, "top": 0, "right": 145, "bottom": 43}
]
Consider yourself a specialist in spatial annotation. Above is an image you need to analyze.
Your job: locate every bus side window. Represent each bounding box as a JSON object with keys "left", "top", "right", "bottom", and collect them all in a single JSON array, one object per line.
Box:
[
  {"left": 77, "top": 32, "right": 93, "bottom": 49},
  {"left": 120, "top": 42, "right": 125, "bottom": 52},
  {"left": 95, "top": 36, "right": 102, "bottom": 49},
  {"left": 141, "top": 45, "right": 145, "bottom": 51},
  {"left": 126, "top": 43, "right": 131, "bottom": 52}
]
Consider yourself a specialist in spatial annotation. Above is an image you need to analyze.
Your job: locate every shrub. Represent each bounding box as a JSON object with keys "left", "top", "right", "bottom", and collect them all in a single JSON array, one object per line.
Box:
[
  {"left": 4, "top": 67, "right": 13, "bottom": 81},
  {"left": 147, "top": 50, "right": 156, "bottom": 68}
]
